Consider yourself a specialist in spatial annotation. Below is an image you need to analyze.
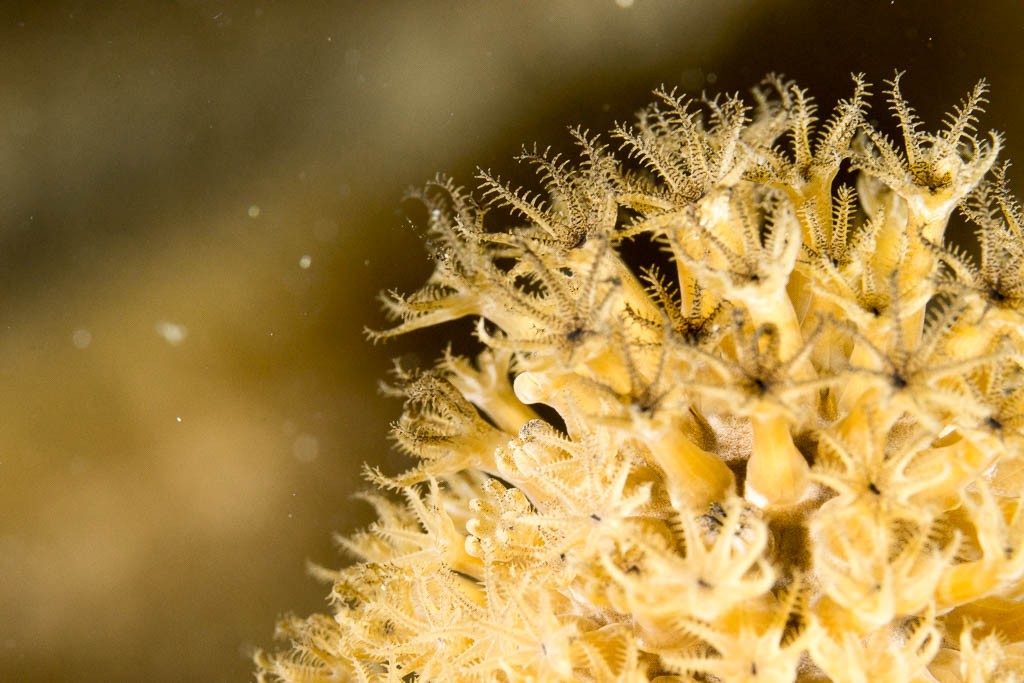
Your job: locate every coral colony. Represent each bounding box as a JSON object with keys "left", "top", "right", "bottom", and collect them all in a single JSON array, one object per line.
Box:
[{"left": 258, "top": 74, "right": 1024, "bottom": 681}]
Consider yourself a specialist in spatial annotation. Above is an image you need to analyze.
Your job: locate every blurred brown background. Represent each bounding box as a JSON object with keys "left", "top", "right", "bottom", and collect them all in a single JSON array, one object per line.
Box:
[{"left": 1, "top": 1, "right": 1023, "bottom": 681}]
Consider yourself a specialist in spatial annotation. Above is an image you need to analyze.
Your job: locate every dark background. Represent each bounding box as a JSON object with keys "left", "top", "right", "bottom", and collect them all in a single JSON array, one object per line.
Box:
[{"left": 1, "top": 1, "right": 1022, "bottom": 680}]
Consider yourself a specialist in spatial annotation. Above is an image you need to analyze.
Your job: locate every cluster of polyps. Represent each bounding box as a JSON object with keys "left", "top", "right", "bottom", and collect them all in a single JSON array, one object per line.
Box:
[{"left": 258, "top": 74, "right": 1024, "bottom": 682}]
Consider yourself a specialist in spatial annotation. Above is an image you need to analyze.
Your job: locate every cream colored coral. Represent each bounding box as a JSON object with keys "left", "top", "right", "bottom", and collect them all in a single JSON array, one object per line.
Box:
[{"left": 257, "top": 74, "right": 1024, "bottom": 682}]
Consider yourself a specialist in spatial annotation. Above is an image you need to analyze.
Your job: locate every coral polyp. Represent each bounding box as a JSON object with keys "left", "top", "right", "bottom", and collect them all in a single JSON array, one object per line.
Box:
[{"left": 258, "top": 74, "right": 1024, "bottom": 682}]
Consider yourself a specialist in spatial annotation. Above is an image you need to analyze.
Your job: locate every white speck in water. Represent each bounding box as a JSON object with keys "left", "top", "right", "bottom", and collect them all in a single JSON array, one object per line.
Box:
[
  {"left": 176, "top": 416, "right": 183, "bottom": 423},
  {"left": 430, "top": 208, "right": 442, "bottom": 221},
  {"left": 72, "top": 328, "right": 92, "bottom": 349},
  {"left": 292, "top": 433, "right": 319, "bottom": 463},
  {"left": 248, "top": 204, "right": 261, "bottom": 218},
  {"left": 155, "top": 320, "right": 188, "bottom": 346},
  {"left": 299, "top": 254, "right": 312, "bottom": 269},
  {"left": 364, "top": 259, "right": 370, "bottom": 267}
]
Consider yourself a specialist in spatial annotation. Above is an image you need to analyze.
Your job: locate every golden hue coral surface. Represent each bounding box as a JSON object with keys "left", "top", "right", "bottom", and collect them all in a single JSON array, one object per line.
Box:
[{"left": 258, "top": 75, "right": 1024, "bottom": 682}]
